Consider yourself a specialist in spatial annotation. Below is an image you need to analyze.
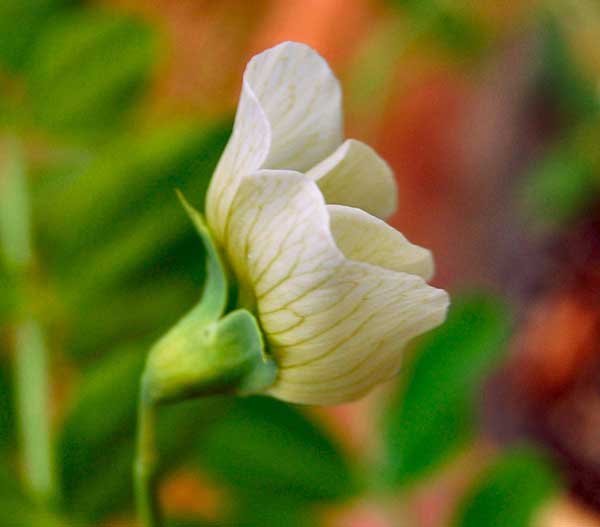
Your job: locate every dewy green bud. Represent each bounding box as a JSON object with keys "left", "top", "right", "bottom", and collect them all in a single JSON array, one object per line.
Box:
[{"left": 140, "top": 194, "right": 276, "bottom": 404}]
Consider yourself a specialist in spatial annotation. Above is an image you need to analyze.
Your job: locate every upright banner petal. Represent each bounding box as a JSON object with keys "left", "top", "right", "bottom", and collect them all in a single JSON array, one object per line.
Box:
[{"left": 206, "top": 42, "right": 343, "bottom": 241}]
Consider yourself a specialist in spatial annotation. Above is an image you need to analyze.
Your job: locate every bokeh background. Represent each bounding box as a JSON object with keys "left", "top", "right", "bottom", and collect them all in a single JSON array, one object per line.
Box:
[{"left": 1, "top": 0, "right": 600, "bottom": 526}]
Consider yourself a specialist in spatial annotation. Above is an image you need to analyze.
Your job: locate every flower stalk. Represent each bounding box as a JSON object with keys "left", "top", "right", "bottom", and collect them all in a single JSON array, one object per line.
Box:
[{"left": 135, "top": 379, "right": 162, "bottom": 527}]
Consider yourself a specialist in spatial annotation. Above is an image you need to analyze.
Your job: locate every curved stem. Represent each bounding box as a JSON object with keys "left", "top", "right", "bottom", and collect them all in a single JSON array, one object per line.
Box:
[{"left": 135, "top": 381, "right": 163, "bottom": 527}]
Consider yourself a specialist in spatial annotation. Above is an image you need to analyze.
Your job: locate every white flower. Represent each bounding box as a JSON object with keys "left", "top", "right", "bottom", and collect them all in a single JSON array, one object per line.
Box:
[{"left": 205, "top": 42, "right": 449, "bottom": 405}]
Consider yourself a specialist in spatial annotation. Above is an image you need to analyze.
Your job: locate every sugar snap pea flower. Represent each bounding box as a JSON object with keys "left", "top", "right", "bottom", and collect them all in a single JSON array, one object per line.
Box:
[
  {"left": 201, "top": 41, "right": 449, "bottom": 405},
  {"left": 136, "top": 42, "right": 449, "bottom": 527}
]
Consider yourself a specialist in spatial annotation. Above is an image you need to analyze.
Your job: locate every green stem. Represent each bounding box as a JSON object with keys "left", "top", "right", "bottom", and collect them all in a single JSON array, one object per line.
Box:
[
  {"left": 14, "top": 319, "right": 55, "bottom": 503},
  {"left": 135, "top": 378, "right": 163, "bottom": 527}
]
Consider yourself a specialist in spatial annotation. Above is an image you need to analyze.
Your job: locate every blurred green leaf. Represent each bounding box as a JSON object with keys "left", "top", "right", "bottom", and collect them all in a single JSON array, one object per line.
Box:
[
  {"left": 0, "top": 465, "right": 66, "bottom": 526},
  {"left": 0, "top": 0, "right": 77, "bottom": 72},
  {"left": 0, "top": 138, "right": 31, "bottom": 271},
  {"left": 388, "top": 0, "right": 487, "bottom": 56},
  {"left": 0, "top": 261, "right": 17, "bottom": 323},
  {"left": 383, "top": 293, "right": 512, "bottom": 489},
  {"left": 167, "top": 520, "right": 224, "bottom": 527},
  {"left": 32, "top": 121, "right": 230, "bottom": 360},
  {"left": 520, "top": 142, "right": 597, "bottom": 227},
  {"left": 38, "top": 122, "right": 228, "bottom": 246},
  {"left": 230, "top": 495, "right": 314, "bottom": 527},
  {"left": 59, "top": 345, "right": 145, "bottom": 456},
  {"left": 58, "top": 343, "right": 146, "bottom": 516},
  {"left": 27, "top": 8, "right": 156, "bottom": 136},
  {"left": 38, "top": 121, "right": 230, "bottom": 286},
  {"left": 541, "top": 15, "right": 600, "bottom": 122},
  {"left": 58, "top": 344, "right": 229, "bottom": 520},
  {"left": 0, "top": 361, "right": 14, "bottom": 451},
  {"left": 429, "top": 8, "right": 487, "bottom": 55},
  {"left": 346, "top": 20, "right": 408, "bottom": 124},
  {"left": 0, "top": 463, "right": 23, "bottom": 499},
  {"left": 0, "top": 140, "right": 28, "bottom": 322},
  {"left": 197, "top": 396, "right": 356, "bottom": 504},
  {"left": 453, "top": 448, "right": 560, "bottom": 527},
  {"left": 68, "top": 278, "right": 194, "bottom": 358},
  {"left": 0, "top": 497, "right": 66, "bottom": 527}
]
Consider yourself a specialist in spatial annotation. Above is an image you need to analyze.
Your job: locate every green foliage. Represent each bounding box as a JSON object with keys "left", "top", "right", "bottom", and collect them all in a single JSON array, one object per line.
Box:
[
  {"left": 383, "top": 293, "right": 512, "bottom": 489},
  {"left": 167, "top": 520, "right": 224, "bottom": 527},
  {"left": 231, "top": 495, "right": 315, "bottom": 527},
  {"left": 0, "top": 258, "right": 17, "bottom": 324},
  {"left": 38, "top": 121, "right": 230, "bottom": 273},
  {"left": 26, "top": 8, "right": 156, "bottom": 136},
  {"left": 0, "top": 465, "right": 66, "bottom": 526},
  {"left": 58, "top": 344, "right": 230, "bottom": 521},
  {"left": 0, "top": 363, "right": 14, "bottom": 451},
  {"left": 540, "top": 15, "right": 600, "bottom": 123},
  {"left": 520, "top": 141, "right": 597, "bottom": 227},
  {"left": 58, "top": 344, "right": 146, "bottom": 518},
  {"left": 0, "top": 140, "right": 29, "bottom": 328},
  {"left": 430, "top": 8, "right": 487, "bottom": 55},
  {"left": 453, "top": 448, "right": 560, "bottom": 527},
  {"left": 32, "top": 121, "right": 230, "bottom": 359},
  {"left": 0, "top": 139, "right": 31, "bottom": 271},
  {"left": 0, "top": 0, "right": 77, "bottom": 72},
  {"left": 67, "top": 278, "right": 194, "bottom": 360},
  {"left": 198, "top": 396, "right": 357, "bottom": 504},
  {"left": 388, "top": 0, "right": 487, "bottom": 55}
]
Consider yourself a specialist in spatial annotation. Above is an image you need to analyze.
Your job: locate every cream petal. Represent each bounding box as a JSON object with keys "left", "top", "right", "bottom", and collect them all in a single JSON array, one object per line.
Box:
[
  {"left": 328, "top": 205, "right": 434, "bottom": 280},
  {"left": 225, "top": 170, "right": 449, "bottom": 405},
  {"left": 206, "top": 42, "right": 343, "bottom": 241},
  {"left": 249, "top": 42, "right": 343, "bottom": 172},
  {"left": 206, "top": 86, "right": 271, "bottom": 242},
  {"left": 308, "top": 139, "right": 397, "bottom": 219}
]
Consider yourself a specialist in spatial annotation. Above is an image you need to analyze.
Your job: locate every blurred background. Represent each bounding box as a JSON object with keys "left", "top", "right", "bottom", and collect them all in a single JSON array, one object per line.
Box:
[{"left": 1, "top": 0, "right": 600, "bottom": 526}]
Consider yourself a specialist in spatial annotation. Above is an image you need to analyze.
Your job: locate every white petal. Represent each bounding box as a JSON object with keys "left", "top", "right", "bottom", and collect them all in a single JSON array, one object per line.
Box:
[
  {"left": 249, "top": 42, "right": 343, "bottom": 172},
  {"left": 206, "top": 85, "right": 271, "bottom": 243},
  {"left": 328, "top": 205, "right": 434, "bottom": 280},
  {"left": 308, "top": 139, "right": 397, "bottom": 219},
  {"left": 225, "top": 170, "right": 448, "bottom": 405},
  {"left": 206, "top": 42, "right": 343, "bottom": 241}
]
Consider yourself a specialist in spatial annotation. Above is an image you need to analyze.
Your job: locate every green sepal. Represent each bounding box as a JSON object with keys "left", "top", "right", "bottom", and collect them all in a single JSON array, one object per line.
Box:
[
  {"left": 143, "top": 308, "right": 276, "bottom": 404},
  {"left": 176, "top": 190, "right": 228, "bottom": 322},
  {"left": 141, "top": 193, "right": 277, "bottom": 403}
]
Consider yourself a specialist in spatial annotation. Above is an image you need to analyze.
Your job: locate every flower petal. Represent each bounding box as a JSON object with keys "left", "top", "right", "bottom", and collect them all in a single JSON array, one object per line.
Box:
[
  {"left": 225, "top": 170, "right": 448, "bottom": 405},
  {"left": 206, "top": 83, "right": 271, "bottom": 242},
  {"left": 308, "top": 139, "right": 397, "bottom": 219},
  {"left": 328, "top": 205, "right": 434, "bottom": 280},
  {"left": 249, "top": 42, "right": 343, "bottom": 172},
  {"left": 206, "top": 41, "right": 343, "bottom": 241}
]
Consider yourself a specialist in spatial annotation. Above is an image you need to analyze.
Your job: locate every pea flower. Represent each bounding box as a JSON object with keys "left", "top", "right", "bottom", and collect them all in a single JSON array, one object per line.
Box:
[
  {"left": 136, "top": 42, "right": 450, "bottom": 527},
  {"left": 200, "top": 42, "right": 449, "bottom": 405}
]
